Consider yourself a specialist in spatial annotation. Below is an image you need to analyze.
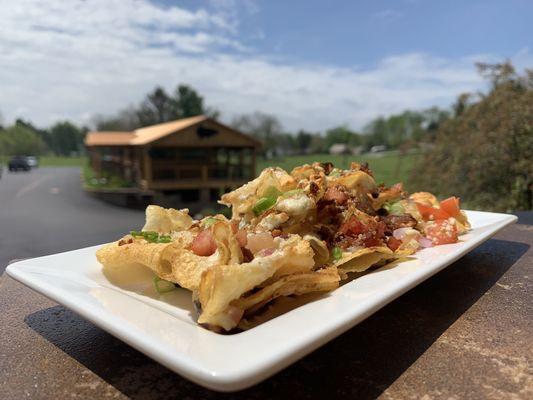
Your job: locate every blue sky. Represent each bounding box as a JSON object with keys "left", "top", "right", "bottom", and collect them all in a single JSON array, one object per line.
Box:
[
  {"left": 0, "top": 0, "right": 531, "bottom": 131},
  {"left": 180, "top": 0, "right": 532, "bottom": 67}
]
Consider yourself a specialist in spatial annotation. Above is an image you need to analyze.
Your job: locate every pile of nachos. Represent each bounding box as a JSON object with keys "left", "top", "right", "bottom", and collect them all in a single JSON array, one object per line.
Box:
[{"left": 97, "top": 162, "right": 470, "bottom": 332}]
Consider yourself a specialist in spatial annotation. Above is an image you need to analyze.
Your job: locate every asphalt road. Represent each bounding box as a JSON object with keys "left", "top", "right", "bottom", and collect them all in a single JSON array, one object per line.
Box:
[{"left": 0, "top": 167, "right": 145, "bottom": 272}]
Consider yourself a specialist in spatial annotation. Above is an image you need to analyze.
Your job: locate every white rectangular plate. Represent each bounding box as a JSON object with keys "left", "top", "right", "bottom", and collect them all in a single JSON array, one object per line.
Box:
[{"left": 6, "top": 210, "right": 517, "bottom": 391}]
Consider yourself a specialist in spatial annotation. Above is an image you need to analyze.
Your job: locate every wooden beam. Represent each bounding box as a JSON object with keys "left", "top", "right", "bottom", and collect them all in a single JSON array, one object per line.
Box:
[
  {"left": 251, "top": 147, "right": 257, "bottom": 178},
  {"left": 142, "top": 147, "right": 152, "bottom": 189}
]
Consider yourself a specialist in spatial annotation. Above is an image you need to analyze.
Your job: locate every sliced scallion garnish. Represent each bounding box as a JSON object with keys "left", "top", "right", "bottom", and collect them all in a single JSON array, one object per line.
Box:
[
  {"left": 331, "top": 246, "right": 342, "bottom": 261},
  {"left": 252, "top": 197, "right": 276, "bottom": 216},
  {"left": 153, "top": 276, "right": 176, "bottom": 294},
  {"left": 261, "top": 185, "right": 282, "bottom": 199}
]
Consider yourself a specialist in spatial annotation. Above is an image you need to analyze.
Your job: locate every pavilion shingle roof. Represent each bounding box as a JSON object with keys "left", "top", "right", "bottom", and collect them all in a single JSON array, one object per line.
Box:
[{"left": 85, "top": 115, "right": 208, "bottom": 146}]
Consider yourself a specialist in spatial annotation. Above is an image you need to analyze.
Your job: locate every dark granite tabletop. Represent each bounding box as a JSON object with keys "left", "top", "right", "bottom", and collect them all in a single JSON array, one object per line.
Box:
[{"left": 1, "top": 215, "right": 531, "bottom": 399}]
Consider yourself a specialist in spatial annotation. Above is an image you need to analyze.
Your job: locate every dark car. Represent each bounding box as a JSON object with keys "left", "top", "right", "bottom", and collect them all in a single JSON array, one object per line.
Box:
[{"left": 8, "top": 156, "right": 32, "bottom": 172}]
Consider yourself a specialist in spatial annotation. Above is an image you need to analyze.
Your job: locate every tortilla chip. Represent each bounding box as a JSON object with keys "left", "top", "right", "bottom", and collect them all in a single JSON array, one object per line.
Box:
[
  {"left": 142, "top": 205, "right": 193, "bottom": 233},
  {"left": 233, "top": 266, "right": 340, "bottom": 316},
  {"left": 303, "top": 234, "right": 330, "bottom": 268},
  {"left": 334, "top": 246, "right": 396, "bottom": 276},
  {"left": 219, "top": 168, "right": 296, "bottom": 218},
  {"left": 96, "top": 221, "right": 241, "bottom": 291},
  {"left": 330, "top": 170, "right": 377, "bottom": 194},
  {"left": 197, "top": 235, "right": 314, "bottom": 331}
]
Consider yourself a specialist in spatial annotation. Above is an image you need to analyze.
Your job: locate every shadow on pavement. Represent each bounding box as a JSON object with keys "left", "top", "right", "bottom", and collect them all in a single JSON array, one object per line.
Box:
[{"left": 25, "top": 238, "right": 529, "bottom": 400}]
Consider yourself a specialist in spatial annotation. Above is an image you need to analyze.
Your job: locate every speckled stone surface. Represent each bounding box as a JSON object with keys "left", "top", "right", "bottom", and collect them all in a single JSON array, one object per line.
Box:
[{"left": 1, "top": 220, "right": 531, "bottom": 399}]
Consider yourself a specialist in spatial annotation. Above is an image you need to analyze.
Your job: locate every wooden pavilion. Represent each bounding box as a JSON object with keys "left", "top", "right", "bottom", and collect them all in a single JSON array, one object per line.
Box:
[{"left": 85, "top": 115, "right": 261, "bottom": 205}]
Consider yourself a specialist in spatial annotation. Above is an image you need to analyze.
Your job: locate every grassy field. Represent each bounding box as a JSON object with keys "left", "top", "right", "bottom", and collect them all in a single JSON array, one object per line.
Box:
[
  {"left": 258, "top": 152, "right": 420, "bottom": 187},
  {"left": 39, "top": 156, "right": 86, "bottom": 167}
]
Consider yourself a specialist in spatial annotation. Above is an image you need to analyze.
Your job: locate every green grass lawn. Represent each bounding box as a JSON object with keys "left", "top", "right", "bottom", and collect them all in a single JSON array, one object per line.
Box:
[
  {"left": 258, "top": 152, "right": 420, "bottom": 188},
  {"left": 38, "top": 156, "right": 86, "bottom": 167}
]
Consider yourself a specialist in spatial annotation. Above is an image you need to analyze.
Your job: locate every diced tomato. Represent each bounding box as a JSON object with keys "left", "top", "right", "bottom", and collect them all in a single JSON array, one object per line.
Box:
[
  {"left": 339, "top": 216, "right": 385, "bottom": 247},
  {"left": 440, "top": 196, "right": 461, "bottom": 218},
  {"left": 416, "top": 202, "right": 450, "bottom": 221},
  {"left": 387, "top": 236, "right": 402, "bottom": 251},
  {"left": 338, "top": 216, "right": 366, "bottom": 236},
  {"left": 425, "top": 220, "right": 458, "bottom": 245},
  {"left": 191, "top": 229, "right": 217, "bottom": 256}
]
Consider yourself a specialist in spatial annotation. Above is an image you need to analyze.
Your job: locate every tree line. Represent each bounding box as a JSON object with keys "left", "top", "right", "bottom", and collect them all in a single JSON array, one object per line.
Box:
[{"left": 0, "top": 83, "right": 450, "bottom": 158}]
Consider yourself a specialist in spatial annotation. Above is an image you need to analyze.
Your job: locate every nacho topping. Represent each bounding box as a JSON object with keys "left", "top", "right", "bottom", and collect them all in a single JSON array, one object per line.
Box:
[{"left": 96, "top": 161, "right": 469, "bottom": 332}]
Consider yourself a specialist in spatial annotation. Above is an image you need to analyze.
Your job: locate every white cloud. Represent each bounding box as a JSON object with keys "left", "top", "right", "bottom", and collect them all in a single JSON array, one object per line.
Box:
[{"left": 0, "top": 0, "right": 530, "bottom": 132}]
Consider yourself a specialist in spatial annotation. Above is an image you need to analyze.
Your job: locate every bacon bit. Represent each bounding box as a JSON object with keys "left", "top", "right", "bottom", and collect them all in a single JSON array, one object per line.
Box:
[
  {"left": 337, "top": 216, "right": 386, "bottom": 247},
  {"left": 191, "top": 229, "right": 217, "bottom": 256},
  {"left": 118, "top": 238, "right": 133, "bottom": 246},
  {"left": 271, "top": 229, "right": 282, "bottom": 237},
  {"left": 387, "top": 236, "right": 402, "bottom": 251},
  {"left": 323, "top": 185, "right": 349, "bottom": 205},
  {"left": 241, "top": 247, "right": 254, "bottom": 262},
  {"left": 380, "top": 214, "right": 417, "bottom": 234},
  {"left": 309, "top": 181, "right": 320, "bottom": 196},
  {"left": 320, "top": 162, "right": 334, "bottom": 175}
]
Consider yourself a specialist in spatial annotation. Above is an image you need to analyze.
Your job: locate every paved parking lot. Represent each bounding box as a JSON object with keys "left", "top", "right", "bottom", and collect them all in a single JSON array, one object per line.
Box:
[{"left": 0, "top": 167, "right": 145, "bottom": 272}]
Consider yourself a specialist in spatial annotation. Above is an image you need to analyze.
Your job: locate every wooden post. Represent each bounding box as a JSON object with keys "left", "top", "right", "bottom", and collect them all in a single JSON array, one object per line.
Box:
[
  {"left": 238, "top": 148, "right": 244, "bottom": 179},
  {"left": 251, "top": 147, "right": 257, "bottom": 178},
  {"left": 142, "top": 146, "right": 152, "bottom": 189}
]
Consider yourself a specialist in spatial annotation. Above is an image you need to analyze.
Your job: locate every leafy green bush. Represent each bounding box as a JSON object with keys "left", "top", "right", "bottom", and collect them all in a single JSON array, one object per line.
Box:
[
  {"left": 83, "top": 164, "right": 133, "bottom": 189},
  {"left": 410, "top": 63, "right": 533, "bottom": 211}
]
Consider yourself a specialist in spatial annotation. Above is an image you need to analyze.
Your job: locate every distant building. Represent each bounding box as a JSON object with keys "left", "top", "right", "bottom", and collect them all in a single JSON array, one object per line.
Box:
[
  {"left": 370, "top": 145, "right": 387, "bottom": 153},
  {"left": 329, "top": 143, "right": 363, "bottom": 156},
  {"left": 329, "top": 143, "right": 351, "bottom": 155},
  {"left": 84, "top": 115, "right": 261, "bottom": 209}
]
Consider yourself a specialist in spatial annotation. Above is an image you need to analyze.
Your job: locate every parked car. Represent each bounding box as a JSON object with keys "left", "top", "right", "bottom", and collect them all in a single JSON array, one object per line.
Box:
[
  {"left": 25, "top": 156, "right": 39, "bottom": 168},
  {"left": 8, "top": 156, "right": 32, "bottom": 171}
]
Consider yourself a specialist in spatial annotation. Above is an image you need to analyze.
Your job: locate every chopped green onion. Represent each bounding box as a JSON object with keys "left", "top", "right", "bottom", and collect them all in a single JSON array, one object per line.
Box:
[
  {"left": 201, "top": 217, "right": 218, "bottom": 228},
  {"left": 384, "top": 201, "right": 405, "bottom": 215},
  {"left": 282, "top": 189, "right": 304, "bottom": 197},
  {"left": 130, "top": 230, "right": 172, "bottom": 243},
  {"left": 157, "top": 235, "right": 172, "bottom": 243},
  {"left": 262, "top": 186, "right": 282, "bottom": 199},
  {"left": 153, "top": 276, "right": 176, "bottom": 294},
  {"left": 143, "top": 231, "right": 159, "bottom": 242},
  {"left": 252, "top": 197, "right": 277, "bottom": 216},
  {"left": 331, "top": 246, "right": 342, "bottom": 261},
  {"left": 329, "top": 168, "right": 341, "bottom": 177}
]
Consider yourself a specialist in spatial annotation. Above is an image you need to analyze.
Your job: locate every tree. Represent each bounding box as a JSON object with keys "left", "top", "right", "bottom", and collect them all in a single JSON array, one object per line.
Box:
[
  {"left": 93, "top": 107, "right": 140, "bottom": 131},
  {"left": 175, "top": 84, "right": 204, "bottom": 118},
  {"left": 0, "top": 125, "right": 46, "bottom": 156},
  {"left": 324, "top": 125, "right": 362, "bottom": 150},
  {"left": 48, "top": 121, "right": 86, "bottom": 156},
  {"left": 15, "top": 118, "right": 53, "bottom": 151},
  {"left": 136, "top": 86, "right": 177, "bottom": 126},
  {"left": 231, "top": 112, "right": 283, "bottom": 157},
  {"left": 295, "top": 130, "right": 313, "bottom": 154},
  {"left": 410, "top": 62, "right": 533, "bottom": 211},
  {"left": 95, "top": 84, "right": 217, "bottom": 129}
]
